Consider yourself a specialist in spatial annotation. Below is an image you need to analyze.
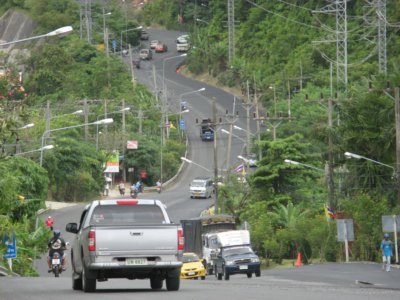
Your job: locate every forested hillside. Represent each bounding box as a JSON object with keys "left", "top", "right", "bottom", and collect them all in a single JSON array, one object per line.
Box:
[{"left": 140, "top": 0, "right": 400, "bottom": 263}]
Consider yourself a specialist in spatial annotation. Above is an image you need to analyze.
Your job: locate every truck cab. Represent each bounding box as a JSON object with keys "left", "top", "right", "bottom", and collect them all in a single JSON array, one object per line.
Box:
[{"left": 200, "top": 119, "right": 214, "bottom": 141}]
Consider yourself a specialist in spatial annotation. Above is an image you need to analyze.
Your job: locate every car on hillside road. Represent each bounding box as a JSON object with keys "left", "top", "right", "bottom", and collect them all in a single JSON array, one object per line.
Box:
[
  {"left": 155, "top": 43, "right": 168, "bottom": 53},
  {"left": 180, "top": 253, "right": 206, "bottom": 280},
  {"left": 139, "top": 49, "right": 152, "bottom": 60},
  {"left": 150, "top": 40, "right": 160, "bottom": 49}
]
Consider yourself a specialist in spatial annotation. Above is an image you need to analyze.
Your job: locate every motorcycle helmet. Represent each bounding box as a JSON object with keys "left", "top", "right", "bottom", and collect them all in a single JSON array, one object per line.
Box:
[
  {"left": 53, "top": 229, "right": 61, "bottom": 238},
  {"left": 384, "top": 233, "right": 389, "bottom": 238},
  {"left": 48, "top": 216, "right": 52, "bottom": 219}
]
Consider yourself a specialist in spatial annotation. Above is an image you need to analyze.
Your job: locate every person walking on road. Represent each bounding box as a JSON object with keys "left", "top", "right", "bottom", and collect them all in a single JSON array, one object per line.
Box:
[{"left": 381, "top": 233, "right": 393, "bottom": 272}]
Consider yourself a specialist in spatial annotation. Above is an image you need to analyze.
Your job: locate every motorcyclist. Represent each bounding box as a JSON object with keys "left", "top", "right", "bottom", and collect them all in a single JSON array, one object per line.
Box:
[
  {"left": 156, "top": 180, "right": 162, "bottom": 193},
  {"left": 45, "top": 216, "right": 54, "bottom": 231},
  {"left": 130, "top": 183, "right": 138, "bottom": 198},
  {"left": 135, "top": 180, "right": 142, "bottom": 193},
  {"left": 47, "top": 229, "right": 67, "bottom": 272}
]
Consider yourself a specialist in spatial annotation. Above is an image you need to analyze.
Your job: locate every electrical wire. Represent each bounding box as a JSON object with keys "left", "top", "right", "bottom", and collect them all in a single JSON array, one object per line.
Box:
[{"left": 244, "top": 0, "right": 319, "bottom": 30}]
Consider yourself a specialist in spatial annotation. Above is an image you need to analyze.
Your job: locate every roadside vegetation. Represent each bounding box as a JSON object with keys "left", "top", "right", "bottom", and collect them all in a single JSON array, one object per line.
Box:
[
  {"left": 0, "top": 0, "right": 185, "bottom": 275},
  {"left": 139, "top": 0, "right": 400, "bottom": 264}
]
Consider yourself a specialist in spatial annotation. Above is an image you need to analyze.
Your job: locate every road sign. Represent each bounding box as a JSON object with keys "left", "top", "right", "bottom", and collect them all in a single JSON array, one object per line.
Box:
[
  {"left": 180, "top": 119, "right": 185, "bottom": 129},
  {"left": 3, "top": 234, "right": 17, "bottom": 259},
  {"left": 336, "top": 219, "right": 354, "bottom": 242},
  {"left": 382, "top": 215, "right": 400, "bottom": 232},
  {"left": 112, "top": 39, "right": 117, "bottom": 50}
]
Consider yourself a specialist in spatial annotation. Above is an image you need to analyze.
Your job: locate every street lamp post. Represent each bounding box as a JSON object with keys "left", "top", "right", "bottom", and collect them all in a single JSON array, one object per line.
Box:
[
  {"left": 45, "top": 109, "right": 83, "bottom": 140},
  {"left": 15, "top": 123, "right": 35, "bottom": 154},
  {"left": 40, "top": 118, "right": 113, "bottom": 166},
  {"left": 102, "top": 9, "right": 112, "bottom": 56},
  {"left": 120, "top": 26, "right": 142, "bottom": 53},
  {"left": 284, "top": 158, "right": 336, "bottom": 209},
  {"left": 180, "top": 157, "right": 212, "bottom": 172},
  {"left": 96, "top": 108, "right": 130, "bottom": 151},
  {"left": 0, "top": 26, "right": 73, "bottom": 47},
  {"left": 344, "top": 151, "right": 395, "bottom": 172},
  {"left": 161, "top": 54, "right": 187, "bottom": 140},
  {"left": 15, "top": 145, "right": 54, "bottom": 156}
]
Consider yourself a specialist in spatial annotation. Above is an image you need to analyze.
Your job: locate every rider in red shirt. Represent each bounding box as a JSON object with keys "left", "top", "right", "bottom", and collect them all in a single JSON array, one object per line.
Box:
[{"left": 45, "top": 216, "right": 54, "bottom": 230}]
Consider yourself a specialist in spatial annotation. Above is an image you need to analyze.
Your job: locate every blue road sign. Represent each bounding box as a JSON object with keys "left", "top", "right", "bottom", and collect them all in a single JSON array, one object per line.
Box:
[
  {"left": 180, "top": 119, "right": 185, "bottom": 130},
  {"left": 3, "top": 234, "right": 17, "bottom": 259},
  {"left": 112, "top": 39, "right": 117, "bottom": 50}
]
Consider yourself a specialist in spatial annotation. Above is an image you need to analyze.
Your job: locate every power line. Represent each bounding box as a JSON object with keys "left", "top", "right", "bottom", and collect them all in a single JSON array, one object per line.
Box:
[{"left": 244, "top": 0, "right": 320, "bottom": 30}]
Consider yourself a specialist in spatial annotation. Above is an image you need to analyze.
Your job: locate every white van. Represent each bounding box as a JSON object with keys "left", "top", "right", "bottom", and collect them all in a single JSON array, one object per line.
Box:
[{"left": 189, "top": 177, "right": 214, "bottom": 198}]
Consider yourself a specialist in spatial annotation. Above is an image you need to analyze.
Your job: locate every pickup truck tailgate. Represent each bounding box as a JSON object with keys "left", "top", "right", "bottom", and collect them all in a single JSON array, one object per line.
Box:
[{"left": 94, "top": 225, "right": 179, "bottom": 255}]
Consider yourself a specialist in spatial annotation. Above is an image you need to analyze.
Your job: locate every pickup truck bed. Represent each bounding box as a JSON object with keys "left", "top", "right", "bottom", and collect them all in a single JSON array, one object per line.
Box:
[{"left": 66, "top": 199, "right": 183, "bottom": 293}]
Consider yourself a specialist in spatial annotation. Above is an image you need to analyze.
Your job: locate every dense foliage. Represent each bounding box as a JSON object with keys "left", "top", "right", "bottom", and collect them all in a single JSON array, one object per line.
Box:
[
  {"left": 140, "top": 0, "right": 400, "bottom": 264},
  {"left": 0, "top": 0, "right": 186, "bottom": 275}
]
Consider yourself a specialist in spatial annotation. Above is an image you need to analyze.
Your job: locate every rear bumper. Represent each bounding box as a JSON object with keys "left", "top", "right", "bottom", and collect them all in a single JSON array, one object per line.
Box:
[
  {"left": 180, "top": 268, "right": 206, "bottom": 279},
  {"left": 88, "top": 261, "right": 182, "bottom": 270}
]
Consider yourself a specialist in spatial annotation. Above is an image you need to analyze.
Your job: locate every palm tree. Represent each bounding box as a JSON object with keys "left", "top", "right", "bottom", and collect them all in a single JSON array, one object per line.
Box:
[{"left": 268, "top": 202, "right": 309, "bottom": 229}]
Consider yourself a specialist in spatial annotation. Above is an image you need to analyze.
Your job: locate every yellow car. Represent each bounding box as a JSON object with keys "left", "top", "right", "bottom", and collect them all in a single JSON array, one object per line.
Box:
[{"left": 180, "top": 253, "right": 206, "bottom": 280}]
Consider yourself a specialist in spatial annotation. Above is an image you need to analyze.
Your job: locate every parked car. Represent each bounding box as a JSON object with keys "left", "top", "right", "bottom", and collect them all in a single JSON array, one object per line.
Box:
[
  {"left": 155, "top": 43, "right": 168, "bottom": 53},
  {"left": 180, "top": 253, "right": 206, "bottom": 280},
  {"left": 150, "top": 40, "right": 160, "bottom": 49},
  {"left": 214, "top": 245, "right": 261, "bottom": 280},
  {"left": 139, "top": 49, "right": 152, "bottom": 60}
]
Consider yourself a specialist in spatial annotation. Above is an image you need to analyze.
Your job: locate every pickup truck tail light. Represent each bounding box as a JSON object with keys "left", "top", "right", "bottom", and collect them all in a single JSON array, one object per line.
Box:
[
  {"left": 178, "top": 228, "right": 184, "bottom": 251},
  {"left": 88, "top": 230, "right": 96, "bottom": 252}
]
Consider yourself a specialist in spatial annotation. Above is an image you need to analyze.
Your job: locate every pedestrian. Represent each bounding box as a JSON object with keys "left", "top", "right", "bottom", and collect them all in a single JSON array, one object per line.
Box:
[
  {"left": 104, "top": 182, "right": 110, "bottom": 196},
  {"left": 381, "top": 233, "right": 393, "bottom": 272}
]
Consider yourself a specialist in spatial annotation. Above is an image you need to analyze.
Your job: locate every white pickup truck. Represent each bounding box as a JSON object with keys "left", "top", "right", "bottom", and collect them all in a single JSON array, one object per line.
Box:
[{"left": 66, "top": 199, "right": 184, "bottom": 292}]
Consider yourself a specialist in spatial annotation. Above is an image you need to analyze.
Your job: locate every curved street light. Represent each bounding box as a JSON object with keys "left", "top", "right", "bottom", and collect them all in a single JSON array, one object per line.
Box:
[
  {"left": 15, "top": 145, "right": 54, "bottom": 157},
  {"left": 40, "top": 118, "right": 113, "bottom": 166},
  {"left": 284, "top": 159, "right": 325, "bottom": 172},
  {"left": 180, "top": 157, "right": 211, "bottom": 172},
  {"left": 120, "top": 26, "right": 143, "bottom": 52},
  {"left": 344, "top": 151, "right": 395, "bottom": 171},
  {"left": 96, "top": 108, "right": 130, "bottom": 151},
  {"left": 0, "top": 26, "right": 73, "bottom": 47}
]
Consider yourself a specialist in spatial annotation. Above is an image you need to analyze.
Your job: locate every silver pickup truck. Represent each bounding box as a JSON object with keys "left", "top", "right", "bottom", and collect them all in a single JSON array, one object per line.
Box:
[{"left": 65, "top": 199, "right": 184, "bottom": 293}]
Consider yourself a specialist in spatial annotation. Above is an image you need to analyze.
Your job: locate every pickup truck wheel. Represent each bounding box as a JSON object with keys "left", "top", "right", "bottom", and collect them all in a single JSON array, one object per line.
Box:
[
  {"left": 150, "top": 276, "right": 163, "bottom": 290},
  {"left": 166, "top": 268, "right": 180, "bottom": 291},
  {"left": 224, "top": 268, "right": 230, "bottom": 281},
  {"left": 255, "top": 270, "right": 261, "bottom": 277},
  {"left": 82, "top": 265, "right": 96, "bottom": 293},
  {"left": 72, "top": 271, "right": 83, "bottom": 290},
  {"left": 247, "top": 272, "right": 253, "bottom": 278},
  {"left": 217, "top": 272, "right": 222, "bottom": 280},
  {"left": 201, "top": 276, "right": 206, "bottom": 280}
]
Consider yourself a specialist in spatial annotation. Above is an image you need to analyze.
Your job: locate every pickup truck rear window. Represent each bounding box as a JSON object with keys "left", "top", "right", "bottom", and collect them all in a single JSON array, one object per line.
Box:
[{"left": 90, "top": 205, "right": 165, "bottom": 225}]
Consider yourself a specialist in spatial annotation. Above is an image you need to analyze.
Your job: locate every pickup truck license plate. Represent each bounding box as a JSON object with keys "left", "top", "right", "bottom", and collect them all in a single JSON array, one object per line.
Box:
[
  {"left": 239, "top": 265, "right": 248, "bottom": 270},
  {"left": 126, "top": 258, "right": 147, "bottom": 265},
  {"left": 52, "top": 259, "right": 60, "bottom": 264}
]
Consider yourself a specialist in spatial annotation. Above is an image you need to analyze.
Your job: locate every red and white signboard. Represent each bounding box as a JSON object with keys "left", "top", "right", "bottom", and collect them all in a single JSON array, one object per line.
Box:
[{"left": 127, "top": 140, "right": 138, "bottom": 149}]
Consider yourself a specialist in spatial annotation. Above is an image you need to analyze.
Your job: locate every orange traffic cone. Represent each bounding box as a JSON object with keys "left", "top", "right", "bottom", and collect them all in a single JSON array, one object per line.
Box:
[{"left": 295, "top": 252, "right": 302, "bottom": 267}]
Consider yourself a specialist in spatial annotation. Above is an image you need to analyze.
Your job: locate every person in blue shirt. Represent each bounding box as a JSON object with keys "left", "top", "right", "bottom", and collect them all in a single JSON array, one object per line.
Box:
[{"left": 381, "top": 233, "right": 393, "bottom": 272}]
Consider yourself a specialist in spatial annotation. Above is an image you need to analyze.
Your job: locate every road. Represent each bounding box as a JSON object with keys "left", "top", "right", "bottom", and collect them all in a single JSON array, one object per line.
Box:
[{"left": 3, "top": 28, "right": 399, "bottom": 299}]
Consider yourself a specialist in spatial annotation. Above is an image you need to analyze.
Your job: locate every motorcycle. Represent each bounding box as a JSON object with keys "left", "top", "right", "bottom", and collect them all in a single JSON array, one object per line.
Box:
[
  {"left": 130, "top": 188, "right": 138, "bottom": 198},
  {"left": 50, "top": 251, "right": 63, "bottom": 277},
  {"left": 156, "top": 186, "right": 161, "bottom": 193}
]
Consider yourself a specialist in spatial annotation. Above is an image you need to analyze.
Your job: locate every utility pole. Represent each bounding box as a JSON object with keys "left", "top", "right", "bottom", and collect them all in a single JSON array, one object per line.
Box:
[
  {"left": 395, "top": 87, "right": 400, "bottom": 205},
  {"left": 327, "top": 94, "right": 336, "bottom": 209},
  {"left": 213, "top": 98, "right": 219, "bottom": 214},
  {"left": 122, "top": 99, "right": 127, "bottom": 182},
  {"left": 254, "top": 87, "right": 262, "bottom": 161},
  {"left": 227, "top": 0, "right": 235, "bottom": 63},
  {"left": 84, "top": 99, "right": 89, "bottom": 141}
]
